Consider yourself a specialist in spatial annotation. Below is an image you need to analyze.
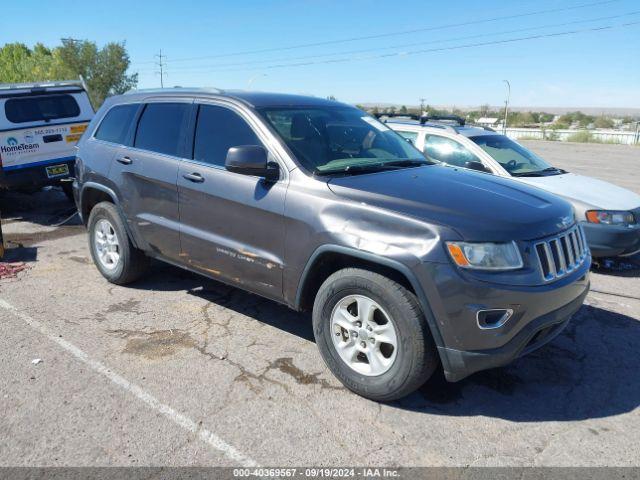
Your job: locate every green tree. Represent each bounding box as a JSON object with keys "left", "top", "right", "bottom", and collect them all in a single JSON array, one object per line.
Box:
[
  {"left": 57, "top": 39, "right": 137, "bottom": 107},
  {"left": 0, "top": 40, "right": 137, "bottom": 107},
  {"left": 399, "top": 105, "right": 408, "bottom": 114},
  {"left": 593, "top": 116, "right": 614, "bottom": 129}
]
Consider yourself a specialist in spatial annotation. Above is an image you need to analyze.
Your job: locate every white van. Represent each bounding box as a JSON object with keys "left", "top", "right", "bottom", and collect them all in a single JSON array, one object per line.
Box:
[{"left": 0, "top": 79, "right": 94, "bottom": 197}]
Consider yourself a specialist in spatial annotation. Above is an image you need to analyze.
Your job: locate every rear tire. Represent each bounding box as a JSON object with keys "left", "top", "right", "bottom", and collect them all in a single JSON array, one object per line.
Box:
[
  {"left": 87, "top": 201, "right": 148, "bottom": 285},
  {"left": 312, "top": 268, "right": 438, "bottom": 401}
]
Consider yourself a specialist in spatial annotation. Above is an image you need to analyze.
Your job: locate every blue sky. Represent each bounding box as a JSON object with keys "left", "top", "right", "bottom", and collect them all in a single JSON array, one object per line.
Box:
[{"left": 2, "top": 0, "right": 639, "bottom": 108}]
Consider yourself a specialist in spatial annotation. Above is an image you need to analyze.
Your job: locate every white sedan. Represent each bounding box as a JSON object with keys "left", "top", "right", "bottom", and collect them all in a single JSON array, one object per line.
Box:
[{"left": 387, "top": 117, "right": 640, "bottom": 258}]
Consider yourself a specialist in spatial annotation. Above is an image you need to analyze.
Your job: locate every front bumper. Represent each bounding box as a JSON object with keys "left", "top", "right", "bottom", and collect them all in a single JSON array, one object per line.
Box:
[
  {"left": 440, "top": 286, "right": 587, "bottom": 381},
  {"left": 581, "top": 221, "right": 640, "bottom": 258},
  {"left": 415, "top": 257, "right": 590, "bottom": 382},
  {"left": 0, "top": 160, "right": 75, "bottom": 190}
]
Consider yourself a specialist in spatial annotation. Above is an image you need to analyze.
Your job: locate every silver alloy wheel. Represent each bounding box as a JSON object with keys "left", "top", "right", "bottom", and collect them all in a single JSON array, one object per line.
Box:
[
  {"left": 330, "top": 294, "right": 398, "bottom": 376},
  {"left": 94, "top": 219, "right": 121, "bottom": 271}
]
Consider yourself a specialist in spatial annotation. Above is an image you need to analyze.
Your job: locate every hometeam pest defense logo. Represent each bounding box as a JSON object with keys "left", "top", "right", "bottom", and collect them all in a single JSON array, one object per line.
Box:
[{"left": 1, "top": 136, "right": 39, "bottom": 154}]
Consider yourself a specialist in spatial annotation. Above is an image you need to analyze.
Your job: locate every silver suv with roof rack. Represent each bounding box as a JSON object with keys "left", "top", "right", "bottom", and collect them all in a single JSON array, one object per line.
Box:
[{"left": 385, "top": 114, "right": 640, "bottom": 259}]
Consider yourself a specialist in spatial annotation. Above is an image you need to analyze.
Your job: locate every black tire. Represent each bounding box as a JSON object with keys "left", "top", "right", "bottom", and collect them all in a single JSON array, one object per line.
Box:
[
  {"left": 312, "top": 268, "right": 438, "bottom": 401},
  {"left": 87, "top": 201, "right": 148, "bottom": 285},
  {"left": 60, "top": 182, "right": 74, "bottom": 202}
]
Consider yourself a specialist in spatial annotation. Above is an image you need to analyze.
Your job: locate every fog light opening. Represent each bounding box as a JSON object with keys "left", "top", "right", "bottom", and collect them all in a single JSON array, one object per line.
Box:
[{"left": 477, "top": 309, "right": 514, "bottom": 330}]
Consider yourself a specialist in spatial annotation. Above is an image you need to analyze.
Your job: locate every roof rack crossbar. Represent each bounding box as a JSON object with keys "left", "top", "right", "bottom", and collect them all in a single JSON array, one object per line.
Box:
[
  {"left": 373, "top": 112, "right": 466, "bottom": 130},
  {"left": 373, "top": 112, "right": 421, "bottom": 121},
  {"left": 420, "top": 114, "right": 466, "bottom": 126}
]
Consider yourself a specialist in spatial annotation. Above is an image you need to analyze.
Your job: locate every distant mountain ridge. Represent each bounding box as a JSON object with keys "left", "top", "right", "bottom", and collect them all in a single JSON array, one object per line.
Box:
[{"left": 359, "top": 103, "right": 640, "bottom": 117}]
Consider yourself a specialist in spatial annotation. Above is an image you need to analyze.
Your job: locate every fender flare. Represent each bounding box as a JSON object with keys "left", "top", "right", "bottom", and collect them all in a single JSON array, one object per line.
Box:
[
  {"left": 79, "top": 182, "right": 141, "bottom": 249},
  {"left": 295, "top": 245, "right": 450, "bottom": 370}
]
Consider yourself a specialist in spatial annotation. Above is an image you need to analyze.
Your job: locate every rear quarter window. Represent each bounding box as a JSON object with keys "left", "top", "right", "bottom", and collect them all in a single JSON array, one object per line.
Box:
[
  {"left": 4, "top": 94, "right": 80, "bottom": 123},
  {"left": 94, "top": 104, "right": 139, "bottom": 145}
]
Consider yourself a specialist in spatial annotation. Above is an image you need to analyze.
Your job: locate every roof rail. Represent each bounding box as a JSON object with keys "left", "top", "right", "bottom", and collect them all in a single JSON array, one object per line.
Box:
[
  {"left": 0, "top": 79, "right": 85, "bottom": 91},
  {"left": 125, "top": 87, "right": 225, "bottom": 95}
]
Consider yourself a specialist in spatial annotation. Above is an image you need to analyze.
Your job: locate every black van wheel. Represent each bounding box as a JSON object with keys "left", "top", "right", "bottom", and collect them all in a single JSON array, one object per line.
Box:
[
  {"left": 87, "top": 202, "right": 148, "bottom": 285},
  {"left": 313, "top": 268, "right": 438, "bottom": 402}
]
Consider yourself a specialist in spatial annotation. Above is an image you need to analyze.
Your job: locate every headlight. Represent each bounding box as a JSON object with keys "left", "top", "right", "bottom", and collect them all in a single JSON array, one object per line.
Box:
[
  {"left": 586, "top": 210, "right": 636, "bottom": 227},
  {"left": 446, "top": 241, "right": 523, "bottom": 271}
]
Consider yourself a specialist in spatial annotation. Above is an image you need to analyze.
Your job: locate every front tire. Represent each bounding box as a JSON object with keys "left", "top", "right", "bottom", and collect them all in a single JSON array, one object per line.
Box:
[
  {"left": 87, "top": 202, "right": 148, "bottom": 285},
  {"left": 312, "top": 268, "right": 438, "bottom": 401}
]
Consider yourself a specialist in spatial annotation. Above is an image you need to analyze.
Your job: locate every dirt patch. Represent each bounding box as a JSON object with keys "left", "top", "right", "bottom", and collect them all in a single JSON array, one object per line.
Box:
[
  {"left": 69, "top": 256, "right": 91, "bottom": 264},
  {"left": 4, "top": 225, "right": 85, "bottom": 247},
  {"left": 108, "top": 329, "right": 197, "bottom": 360}
]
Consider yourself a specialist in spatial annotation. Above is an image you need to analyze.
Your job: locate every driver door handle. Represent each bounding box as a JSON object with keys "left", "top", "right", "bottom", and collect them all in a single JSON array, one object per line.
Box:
[
  {"left": 183, "top": 172, "right": 204, "bottom": 183},
  {"left": 116, "top": 156, "right": 132, "bottom": 165}
]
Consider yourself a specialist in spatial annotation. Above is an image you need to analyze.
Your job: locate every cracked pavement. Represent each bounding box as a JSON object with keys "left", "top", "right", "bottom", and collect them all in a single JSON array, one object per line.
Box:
[{"left": 0, "top": 141, "right": 639, "bottom": 466}]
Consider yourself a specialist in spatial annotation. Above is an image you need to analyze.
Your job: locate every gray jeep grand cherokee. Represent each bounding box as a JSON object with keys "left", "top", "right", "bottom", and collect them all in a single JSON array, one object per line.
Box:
[{"left": 74, "top": 88, "right": 590, "bottom": 401}]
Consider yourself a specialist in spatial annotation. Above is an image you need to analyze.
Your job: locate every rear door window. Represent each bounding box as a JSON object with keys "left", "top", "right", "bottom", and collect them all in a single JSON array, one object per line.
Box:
[
  {"left": 134, "top": 103, "right": 191, "bottom": 157},
  {"left": 4, "top": 94, "right": 80, "bottom": 123},
  {"left": 193, "top": 104, "right": 261, "bottom": 167},
  {"left": 94, "top": 104, "right": 139, "bottom": 145},
  {"left": 423, "top": 135, "right": 481, "bottom": 167}
]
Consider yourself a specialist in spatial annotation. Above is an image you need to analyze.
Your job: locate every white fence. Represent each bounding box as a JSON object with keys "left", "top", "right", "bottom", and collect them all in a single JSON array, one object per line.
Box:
[{"left": 503, "top": 128, "right": 639, "bottom": 145}]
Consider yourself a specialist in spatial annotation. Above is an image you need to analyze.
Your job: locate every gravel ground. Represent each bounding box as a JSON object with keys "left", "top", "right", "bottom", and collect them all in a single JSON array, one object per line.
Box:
[{"left": 0, "top": 141, "right": 638, "bottom": 467}]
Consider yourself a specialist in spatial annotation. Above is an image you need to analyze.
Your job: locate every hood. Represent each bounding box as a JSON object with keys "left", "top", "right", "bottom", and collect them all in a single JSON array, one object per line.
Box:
[
  {"left": 514, "top": 172, "right": 640, "bottom": 211},
  {"left": 327, "top": 165, "right": 575, "bottom": 242}
]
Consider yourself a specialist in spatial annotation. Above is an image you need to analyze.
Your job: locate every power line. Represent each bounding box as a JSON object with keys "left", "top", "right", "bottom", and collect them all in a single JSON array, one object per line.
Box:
[
  {"left": 162, "top": 19, "right": 640, "bottom": 75},
  {"left": 134, "top": 10, "right": 640, "bottom": 73},
  {"left": 131, "top": 0, "right": 621, "bottom": 66}
]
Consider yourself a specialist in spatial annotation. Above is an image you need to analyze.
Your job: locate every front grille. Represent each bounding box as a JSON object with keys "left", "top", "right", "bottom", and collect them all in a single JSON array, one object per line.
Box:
[{"left": 535, "top": 225, "right": 588, "bottom": 282}]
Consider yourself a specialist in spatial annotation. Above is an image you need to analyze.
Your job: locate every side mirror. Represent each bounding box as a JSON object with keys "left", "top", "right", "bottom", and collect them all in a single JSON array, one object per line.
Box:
[
  {"left": 465, "top": 161, "right": 491, "bottom": 173},
  {"left": 225, "top": 145, "right": 279, "bottom": 181}
]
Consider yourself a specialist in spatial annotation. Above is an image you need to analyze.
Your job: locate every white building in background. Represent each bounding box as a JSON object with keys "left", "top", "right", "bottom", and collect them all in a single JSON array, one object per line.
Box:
[{"left": 476, "top": 117, "right": 500, "bottom": 127}]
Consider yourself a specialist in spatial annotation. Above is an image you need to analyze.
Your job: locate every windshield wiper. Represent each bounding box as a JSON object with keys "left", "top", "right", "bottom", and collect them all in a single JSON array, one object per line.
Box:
[
  {"left": 382, "top": 159, "right": 435, "bottom": 167},
  {"left": 541, "top": 167, "right": 567, "bottom": 174},
  {"left": 511, "top": 171, "right": 547, "bottom": 177},
  {"left": 316, "top": 164, "right": 389, "bottom": 176},
  {"left": 316, "top": 159, "right": 431, "bottom": 176}
]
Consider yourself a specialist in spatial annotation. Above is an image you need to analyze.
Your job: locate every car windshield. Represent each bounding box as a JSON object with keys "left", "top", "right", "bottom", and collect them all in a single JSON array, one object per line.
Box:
[
  {"left": 257, "top": 106, "right": 431, "bottom": 175},
  {"left": 470, "top": 135, "right": 565, "bottom": 177}
]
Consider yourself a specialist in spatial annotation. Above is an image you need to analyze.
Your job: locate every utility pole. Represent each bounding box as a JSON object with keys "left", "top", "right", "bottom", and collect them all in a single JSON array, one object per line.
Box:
[
  {"left": 419, "top": 98, "right": 426, "bottom": 115},
  {"left": 502, "top": 80, "right": 511, "bottom": 134},
  {"left": 155, "top": 49, "right": 166, "bottom": 88}
]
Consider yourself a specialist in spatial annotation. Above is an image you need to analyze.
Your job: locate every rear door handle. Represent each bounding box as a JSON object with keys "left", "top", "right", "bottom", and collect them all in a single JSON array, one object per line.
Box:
[
  {"left": 116, "top": 156, "right": 132, "bottom": 165},
  {"left": 183, "top": 172, "right": 204, "bottom": 183}
]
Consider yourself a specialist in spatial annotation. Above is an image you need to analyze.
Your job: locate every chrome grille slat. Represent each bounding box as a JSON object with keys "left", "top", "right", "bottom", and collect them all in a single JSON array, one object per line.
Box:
[
  {"left": 571, "top": 231, "right": 581, "bottom": 264},
  {"left": 565, "top": 234, "right": 575, "bottom": 267},
  {"left": 535, "top": 225, "right": 589, "bottom": 282}
]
